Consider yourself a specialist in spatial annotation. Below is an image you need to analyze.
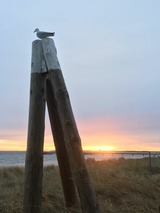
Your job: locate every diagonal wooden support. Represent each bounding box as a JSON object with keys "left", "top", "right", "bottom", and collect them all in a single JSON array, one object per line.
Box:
[
  {"left": 46, "top": 78, "right": 78, "bottom": 207},
  {"left": 42, "top": 38, "right": 100, "bottom": 213}
]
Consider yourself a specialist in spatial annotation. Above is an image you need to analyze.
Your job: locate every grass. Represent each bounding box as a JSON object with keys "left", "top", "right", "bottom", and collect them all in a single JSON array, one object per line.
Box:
[{"left": 0, "top": 157, "right": 160, "bottom": 212}]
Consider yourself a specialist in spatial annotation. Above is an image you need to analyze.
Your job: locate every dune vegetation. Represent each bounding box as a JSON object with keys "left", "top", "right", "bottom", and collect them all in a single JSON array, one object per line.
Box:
[{"left": 0, "top": 157, "right": 160, "bottom": 212}]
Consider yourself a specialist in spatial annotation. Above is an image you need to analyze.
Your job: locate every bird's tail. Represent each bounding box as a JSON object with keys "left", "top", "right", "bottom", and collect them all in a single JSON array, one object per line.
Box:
[{"left": 48, "top": 32, "right": 55, "bottom": 36}]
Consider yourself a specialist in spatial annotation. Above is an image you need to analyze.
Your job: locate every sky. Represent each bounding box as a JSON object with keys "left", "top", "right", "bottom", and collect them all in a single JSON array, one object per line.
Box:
[{"left": 0, "top": 0, "right": 160, "bottom": 151}]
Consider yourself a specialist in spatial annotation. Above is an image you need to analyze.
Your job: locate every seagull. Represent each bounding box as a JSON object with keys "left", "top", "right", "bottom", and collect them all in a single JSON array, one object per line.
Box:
[{"left": 34, "top": 28, "right": 55, "bottom": 39}]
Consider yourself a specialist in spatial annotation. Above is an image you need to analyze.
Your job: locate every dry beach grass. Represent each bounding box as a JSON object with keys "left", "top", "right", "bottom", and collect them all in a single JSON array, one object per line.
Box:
[{"left": 0, "top": 157, "right": 160, "bottom": 212}]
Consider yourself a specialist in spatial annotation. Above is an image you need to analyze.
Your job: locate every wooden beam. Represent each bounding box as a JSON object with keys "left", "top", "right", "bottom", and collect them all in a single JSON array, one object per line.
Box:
[
  {"left": 46, "top": 78, "right": 78, "bottom": 207},
  {"left": 42, "top": 38, "right": 100, "bottom": 213},
  {"left": 24, "top": 40, "right": 46, "bottom": 213}
]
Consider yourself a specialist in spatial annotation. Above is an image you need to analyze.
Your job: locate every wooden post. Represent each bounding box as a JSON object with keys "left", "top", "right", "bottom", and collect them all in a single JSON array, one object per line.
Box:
[
  {"left": 42, "top": 38, "right": 100, "bottom": 213},
  {"left": 24, "top": 40, "right": 46, "bottom": 213},
  {"left": 46, "top": 78, "right": 78, "bottom": 207},
  {"left": 149, "top": 151, "right": 152, "bottom": 171}
]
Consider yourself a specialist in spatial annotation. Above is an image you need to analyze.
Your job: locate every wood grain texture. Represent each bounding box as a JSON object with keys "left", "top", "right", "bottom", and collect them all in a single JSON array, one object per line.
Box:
[
  {"left": 31, "top": 40, "right": 47, "bottom": 73},
  {"left": 42, "top": 38, "right": 99, "bottom": 213},
  {"left": 24, "top": 40, "right": 46, "bottom": 213},
  {"left": 42, "top": 38, "right": 61, "bottom": 71},
  {"left": 48, "top": 70, "right": 100, "bottom": 213},
  {"left": 46, "top": 78, "right": 78, "bottom": 207}
]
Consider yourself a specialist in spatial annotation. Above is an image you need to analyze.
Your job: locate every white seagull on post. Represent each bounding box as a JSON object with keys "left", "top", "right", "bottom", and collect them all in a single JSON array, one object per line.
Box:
[{"left": 34, "top": 28, "right": 55, "bottom": 39}]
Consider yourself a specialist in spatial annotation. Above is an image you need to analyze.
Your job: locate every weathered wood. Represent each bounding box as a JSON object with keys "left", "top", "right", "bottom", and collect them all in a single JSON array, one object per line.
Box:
[
  {"left": 31, "top": 40, "right": 47, "bottom": 73},
  {"left": 24, "top": 40, "right": 46, "bottom": 213},
  {"left": 41, "top": 38, "right": 61, "bottom": 71},
  {"left": 46, "top": 78, "right": 78, "bottom": 207},
  {"left": 48, "top": 71, "right": 99, "bottom": 213},
  {"left": 149, "top": 151, "right": 152, "bottom": 170},
  {"left": 42, "top": 38, "right": 100, "bottom": 213}
]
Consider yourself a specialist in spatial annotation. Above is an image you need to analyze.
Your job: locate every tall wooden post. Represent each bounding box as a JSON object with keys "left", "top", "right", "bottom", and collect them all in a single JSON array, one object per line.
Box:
[
  {"left": 42, "top": 38, "right": 100, "bottom": 213},
  {"left": 46, "top": 78, "right": 78, "bottom": 207},
  {"left": 24, "top": 40, "right": 46, "bottom": 213},
  {"left": 24, "top": 39, "right": 79, "bottom": 212},
  {"left": 24, "top": 38, "right": 100, "bottom": 213},
  {"left": 149, "top": 151, "right": 152, "bottom": 171}
]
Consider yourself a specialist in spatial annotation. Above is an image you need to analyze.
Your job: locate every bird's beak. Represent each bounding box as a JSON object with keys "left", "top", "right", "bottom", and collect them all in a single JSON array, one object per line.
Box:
[{"left": 33, "top": 30, "right": 36, "bottom": 33}]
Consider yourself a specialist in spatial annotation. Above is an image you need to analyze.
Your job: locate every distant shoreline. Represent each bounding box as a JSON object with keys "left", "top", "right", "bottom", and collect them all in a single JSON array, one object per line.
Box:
[
  {"left": 1, "top": 150, "right": 160, "bottom": 158},
  {"left": 1, "top": 151, "right": 160, "bottom": 168}
]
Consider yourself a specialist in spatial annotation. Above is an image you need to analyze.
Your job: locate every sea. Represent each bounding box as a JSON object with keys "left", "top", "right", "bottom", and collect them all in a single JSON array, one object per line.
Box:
[{"left": 0, "top": 151, "right": 160, "bottom": 167}]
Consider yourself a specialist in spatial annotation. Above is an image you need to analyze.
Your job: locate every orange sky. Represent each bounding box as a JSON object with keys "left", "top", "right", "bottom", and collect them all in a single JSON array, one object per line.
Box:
[{"left": 0, "top": 116, "right": 159, "bottom": 151}]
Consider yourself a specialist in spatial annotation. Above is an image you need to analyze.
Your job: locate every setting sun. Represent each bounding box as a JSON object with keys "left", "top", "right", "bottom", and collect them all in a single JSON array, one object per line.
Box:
[{"left": 84, "top": 145, "right": 116, "bottom": 152}]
